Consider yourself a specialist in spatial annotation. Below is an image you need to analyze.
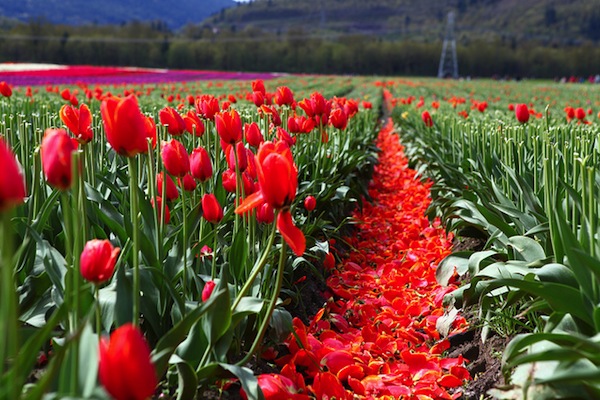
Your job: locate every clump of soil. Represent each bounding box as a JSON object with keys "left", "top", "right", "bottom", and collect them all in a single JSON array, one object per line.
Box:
[{"left": 448, "top": 327, "right": 509, "bottom": 400}]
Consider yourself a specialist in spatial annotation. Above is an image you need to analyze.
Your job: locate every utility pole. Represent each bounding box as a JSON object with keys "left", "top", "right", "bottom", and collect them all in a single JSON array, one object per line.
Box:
[{"left": 438, "top": 11, "right": 458, "bottom": 79}]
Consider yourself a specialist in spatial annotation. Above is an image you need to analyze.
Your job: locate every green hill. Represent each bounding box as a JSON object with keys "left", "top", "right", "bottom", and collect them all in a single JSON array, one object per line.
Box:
[
  {"left": 204, "top": 0, "right": 600, "bottom": 45},
  {"left": 0, "top": 0, "right": 236, "bottom": 29}
]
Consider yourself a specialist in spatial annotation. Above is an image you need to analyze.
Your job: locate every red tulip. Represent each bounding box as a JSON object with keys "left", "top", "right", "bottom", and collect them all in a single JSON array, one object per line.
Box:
[
  {"left": 60, "top": 103, "right": 93, "bottom": 144},
  {"left": 161, "top": 139, "right": 189, "bottom": 178},
  {"left": 235, "top": 141, "right": 305, "bottom": 255},
  {"left": 157, "top": 172, "right": 179, "bottom": 201},
  {"left": 151, "top": 196, "right": 170, "bottom": 224},
  {"left": 183, "top": 110, "right": 205, "bottom": 136},
  {"left": 329, "top": 108, "right": 348, "bottom": 130},
  {"left": 225, "top": 142, "right": 248, "bottom": 172},
  {"left": 215, "top": 109, "right": 242, "bottom": 145},
  {"left": 179, "top": 173, "right": 197, "bottom": 192},
  {"left": 515, "top": 104, "right": 530, "bottom": 124},
  {"left": 0, "top": 138, "right": 26, "bottom": 212},
  {"left": 241, "top": 374, "right": 309, "bottom": 400},
  {"left": 274, "top": 86, "right": 294, "bottom": 107},
  {"left": 576, "top": 107, "right": 586, "bottom": 121},
  {"left": 251, "top": 79, "right": 266, "bottom": 94},
  {"left": 421, "top": 110, "right": 433, "bottom": 127},
  {"left": 195, "top": 95, "right": 220, "bottom": 121},
  {"left": 244, "top": 122, "right": 263, "bottom": 148},
  {"left": 201, "top": 193, "right": 223, "bottom": 224},
  {"left": 252, "top": 91, "right": 265, "bottom": 107},
  {"left": 222, "top": 169, "right": 237, "bottom": 193},
  {"left": 159, "top": 106, "right": 186, "bottom": 136},
  {"left": 202, "top": 280, "right": 216, "bottom": 302},
  {"left": 144, "top": 116, "right": 157, "bottom": 150},
  {"left": 0, "top": 81, "right": 12, "bottom": 97},
  {"left": 80, "top": 239, "right": 120, "bottom": 284},
  {"left": 101, "top": 95, "right": 151, "bottom": 157},
  {"left": 190, "top": 147, "right": 213, "bottom": 183},
  {"left": 256, "top": 203, "right": 274, "bottom": 224},
  {"left": 304, "top": 195, "right": 316, "bottom": 212},
  {"left": 99, "top": 323, "right": 157, "bottom": 400},
  {"left": 41, "top": 128, "right": 78, "bottom": 190},
  {"left": 60, "top": 88, "right": 71, "bottom": 101}
]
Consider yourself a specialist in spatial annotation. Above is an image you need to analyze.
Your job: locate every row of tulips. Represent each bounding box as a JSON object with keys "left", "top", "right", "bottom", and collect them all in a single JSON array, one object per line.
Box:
[
  {"left": 0, "top": 74, "right": 380, "bottom": 399},
  {"left": 390, "top": 78, "right": 600, "bottom": 398}
]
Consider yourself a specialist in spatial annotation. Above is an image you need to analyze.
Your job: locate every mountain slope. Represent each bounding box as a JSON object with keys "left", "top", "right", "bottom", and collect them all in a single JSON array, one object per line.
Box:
[
  {"left": 204, "top": 0, "right": 600, "bottom": 44},
  {"left": 0, "top": 0, "right": 236, "bottom": 29}
]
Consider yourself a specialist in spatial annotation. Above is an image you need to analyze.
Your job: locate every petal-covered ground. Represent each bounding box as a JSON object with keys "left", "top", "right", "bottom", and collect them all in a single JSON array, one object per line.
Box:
[{"left": 262, "top": 119, "right": 470, "bottom": 399}]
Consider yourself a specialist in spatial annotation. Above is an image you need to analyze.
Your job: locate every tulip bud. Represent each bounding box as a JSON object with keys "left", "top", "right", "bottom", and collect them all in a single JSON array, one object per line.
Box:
[
  {"left": 0, "top": 138, "right": 26, "bottom": 212},
  {"left": 202, "top": 193, "right": 223, "bottom": 224},
  {"left": 304, "top": 195, "right": 317, "bottom": 212},
  {"left": 515, "top": 104, "right": 530, "bottom": 124},
  {"left": 41, "top": 128, "right": 78, "bottom": 190},
  {"left": 161, "top": 139, "right": 190, "bottom": 178},
  {"left": 80, "top": 239, "right": 120, "bottom": 284},
  {"left": 99, "top": 324, "right": 157, "bottom": 400},
  {"left": 202, "top": 280, "right": 216, "bottom": 302}
]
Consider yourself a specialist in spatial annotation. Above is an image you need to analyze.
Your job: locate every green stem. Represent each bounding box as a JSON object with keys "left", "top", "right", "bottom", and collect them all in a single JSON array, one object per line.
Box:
[
  {"left": 211, "top": 223, "right": 218, "bottom": 280},
  {"left": 0, "top": 211, "right": 18, "bottom": 399},
  {"left": 128, "top": 157, "right": 141, "bottom": 327},
  {"left": 236, "top": 235, "right": 287, "bottom": 366},
  {"left": 231, "top": 221, "right": 277, "bottom": 311},
  {"left": 181, "top": 181, "right": 188, "bottom": 302},
  {"left": 95, "top": 285, "right": 102, "bottom": 338}
]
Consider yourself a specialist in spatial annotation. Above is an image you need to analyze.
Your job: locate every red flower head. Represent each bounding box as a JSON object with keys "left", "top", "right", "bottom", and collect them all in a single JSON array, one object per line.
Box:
[
  {"left": 329, "top": 108, "right": 348, "bottom": 130},
  {"left": 256, "top": 202, "right": 274, "bottom": 224},
  {"left": 0, "top": 81, "right": 12, "bottom": 98},
  {"left": 60, "top": 103, "right": 93, "bottom": 144},
  {"left": 303, "top": 195, "right": 316, "bottom": 212},
  {"left": 0, "top": 138, "right": 26, "bottom": 212},
  {"left": 202, "top": 193, "right": 223, "bottom": 224},
  {"left": 179, "top": 173, "right": 197, "bottom": 192},
  {"left": 215, "top": 109, "right": 243, "bottom": 145},
  {"left": 144, "top": 115, "right": 157, "bottom": 150},
  {"left": 101, "top": 95, "right": 151, "bottom": 157},
  {"left": 235, "top": 141, "right": 305, "bottom": 256},
  {"left": 195, "top": 95, "right": 220, "bottom": 121},
  {"left": 515, "top": 103, "right": 530, "bottom": 124},
  {"left": 421, "top": 110, "right": 433, "bottom": 127},
  {"left": 99, "top": 324, "right": 157, "bottom": 400},
  {"left": 157, "top": 172, "right": 179, "bottom": 201},
  {"left": 183, "top": 110, "right": 205, "bottom": 137},
  {"left": 161, "top": 139, "right": 190, "bottom": 178},
  {"left": 221, "top": 169, "right": 236, "bottom": 193},
  {"left": 60, "top": 88, "right": 71, "bottom": 101},
  {"left": 41, "top": 128, "right": 78, "bottom": 190},
  {"left": 190, "top": 146, "right": 213, "bottom": 183},
  {"left": 80, "top": 239, "right": 120, "bottom": 284},
  {"left": 565, "top": 106, "right": 575, "bottom": 121},
  {"left": 275, "top": 86, "right": 294, "bottom": 107},
  {"left": 202, "top": 280, "right": 216, "bottom": 302},
  {"left": 159, "top": 106, "right": 186, "bottom": 136},
  {"left": 252, "top": 91, "right": 265, "bottom": 107},
  {"left": 226, "top": 141, "right": 248, "bottom": 172},
  {"left": 244, "top": 122, "right": 264, "bottom": 148},
  {"left": 251, "top": 79, "right": 266, "bottom": 95},
  {"left": 575, "top": 107, "right": 586, "bottom": 121}
]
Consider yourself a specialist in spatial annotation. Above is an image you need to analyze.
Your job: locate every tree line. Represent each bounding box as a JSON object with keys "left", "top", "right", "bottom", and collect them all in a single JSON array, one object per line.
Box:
[{"left": 1, "top": 20, "right": 599, "bottom": 79}]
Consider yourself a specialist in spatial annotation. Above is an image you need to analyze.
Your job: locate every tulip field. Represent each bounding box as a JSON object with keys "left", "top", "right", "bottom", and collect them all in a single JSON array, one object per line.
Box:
[{"left": 2, "top": 64, "right": 600, "bottom": 400}]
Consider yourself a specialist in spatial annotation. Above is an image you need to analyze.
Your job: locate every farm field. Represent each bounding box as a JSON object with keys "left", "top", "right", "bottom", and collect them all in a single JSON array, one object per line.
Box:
[{"left": 1, "top": 64, "right": 600, "bottom": 399}]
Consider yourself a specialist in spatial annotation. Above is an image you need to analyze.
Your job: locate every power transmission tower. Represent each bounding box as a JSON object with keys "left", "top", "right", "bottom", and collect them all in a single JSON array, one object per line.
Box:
[{"left": 438, "top": 11, "right": 458, "bottom": 79}]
